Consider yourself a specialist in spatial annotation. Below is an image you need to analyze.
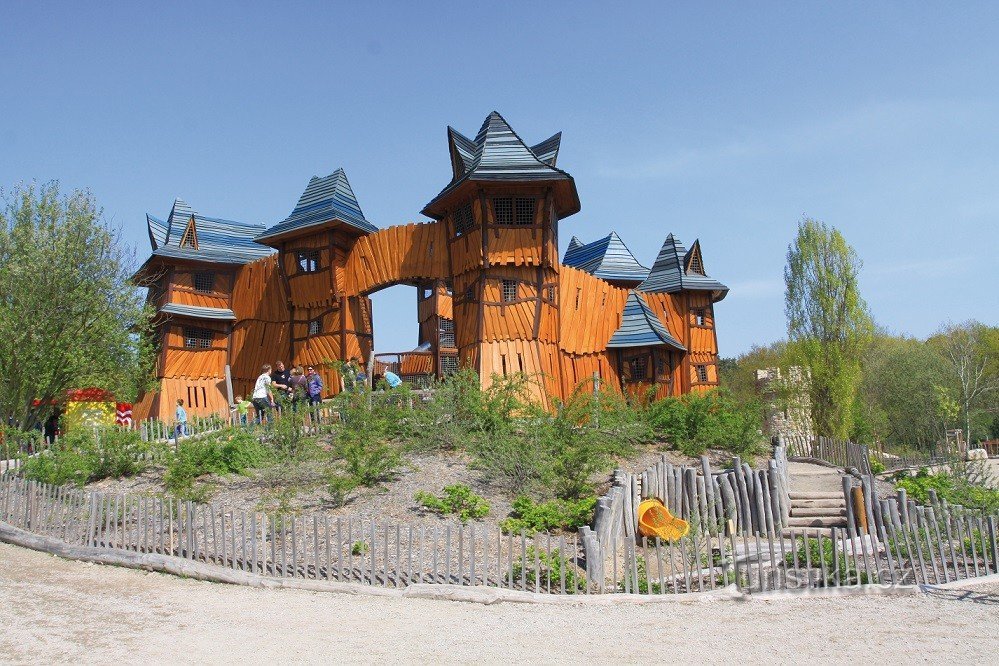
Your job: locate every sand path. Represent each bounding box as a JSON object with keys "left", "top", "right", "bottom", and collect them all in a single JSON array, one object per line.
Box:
[{"left": 2, "top": 542, "right": 997, "bottom": 664}]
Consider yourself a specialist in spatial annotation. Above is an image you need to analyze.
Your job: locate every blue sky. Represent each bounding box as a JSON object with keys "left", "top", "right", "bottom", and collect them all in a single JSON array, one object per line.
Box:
[{"left": 2, "top": 1, "right": 996, "bottom": 357}]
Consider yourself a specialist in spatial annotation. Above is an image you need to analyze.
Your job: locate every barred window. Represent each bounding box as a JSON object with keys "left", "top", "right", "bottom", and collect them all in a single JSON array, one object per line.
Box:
[
  {"left": 308, "top": 318, "right": 323, "bottom": 336},
  {"left": 696, "top": 364, "right": 709, "bottom": 383},
  {"left": 183, "top": 327, "right": 213, "bottom": 349},
  {"left": 297, "top": 249, "right": 320, "bottom": 273},
  {"left": 501, "top": 279, "right": 517, "bottom": 303},
  {"left": 545, "top": 286, "right": 555, "bottom": 302},
  {"left": 493, "top": 197, "right": 535, "bottom": 225},
  {"left": 439, "top": 318, "right": 456, "bottom": 348},
  {"left": 464, "top": 286, "right": 475, "bottom": 302},
  {"left": 454, "top": 203, "right": 474, "bottom": 237},
  {"left": 693, "top": 308, "right": 707, "bottom": 326},
  {"left": 193, "top": 271, "right": 215, "bottom": 294},
  {"left": 440, "top": 354, "right": 459, "bottom": 376},
  {"left": 493, "top": 197, "right": 513, "bottom": 224},
  {"left": 629, "top": 355, "right": 648, "bottom": 381}
]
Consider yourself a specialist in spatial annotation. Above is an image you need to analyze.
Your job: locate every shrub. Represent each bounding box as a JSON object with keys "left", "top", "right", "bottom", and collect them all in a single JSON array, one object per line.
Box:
[
  {"left": 19, "top": 427, "right": 148, "bottom": 486},
  {"left": 500, "top": 496, "right": 596, "bottom": 535},
  {"left": 893, "top": 464, "right": 999, "bottom": 514},
  {"left": 351, "top": 540, "right": 369, "bottom": 556},
  {"left": 415, "top": 484, "right": 490, "bottom": 523},
  {"left": 869, "top": 456, "right": 885, "bottom": 475},
  {"left": 164, "top": 428, "right": 271, "bottom": 497},
  {"left": 784, "top": 535, "right": 867, "bottom": 585},
  {"left": 511, "top": 546, "right": 586, "bottom": 593},
  {"left": 645, "top": 389, "right": 766, "bottom": 457}
]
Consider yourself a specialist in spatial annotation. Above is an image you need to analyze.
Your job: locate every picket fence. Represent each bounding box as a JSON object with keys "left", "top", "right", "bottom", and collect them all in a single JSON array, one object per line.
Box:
[
  {"left": 3, "top": 473, "right": 998, "bottom": 594},
  {"left": 784, "top": 434, "right": 962, "bottom": 474}
]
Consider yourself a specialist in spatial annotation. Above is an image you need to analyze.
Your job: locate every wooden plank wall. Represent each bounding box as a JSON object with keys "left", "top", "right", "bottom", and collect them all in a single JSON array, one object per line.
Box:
[
  {"left": 343, "top": 222, "right": 449, "bottom": 297},
  {"left": 168, "top": 270, "right": 233, "bottom": 310},
  {"left": 557, "top": 266, "right": 629, "bottom": 355}
]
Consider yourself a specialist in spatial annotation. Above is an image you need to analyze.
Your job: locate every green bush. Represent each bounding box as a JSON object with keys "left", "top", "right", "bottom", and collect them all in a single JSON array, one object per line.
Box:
[
  {"left": 869, "top": 456, "right": 886, "bottom": 475},
  {"left": 19, "top": 427, "right": 149, "bottom": 486},
  {"left": 511, "top": 546, "right": 586, "bottom": 593},
  {"left": 893, "top": 464, "right": 999, "bottom": 514},
  {"left": 645, "top": 389, "right": 766, "bottom": 457},
  {"left": 784, "top": 535, "right": 867, "bottom": 585},
  {"left": 500, "top": 496, "right": 596, "bottom": 535},
  {"left": 164, "top": 428, "right": 271, "bottom": 497},
  {"left": 415, "top": 484, "right": 490, "bottom": 523}
]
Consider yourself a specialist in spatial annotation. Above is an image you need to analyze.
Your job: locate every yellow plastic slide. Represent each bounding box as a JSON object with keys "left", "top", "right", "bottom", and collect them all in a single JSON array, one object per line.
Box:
[{"left": 637, "top": 499, "right": 689, "bottom": 541}]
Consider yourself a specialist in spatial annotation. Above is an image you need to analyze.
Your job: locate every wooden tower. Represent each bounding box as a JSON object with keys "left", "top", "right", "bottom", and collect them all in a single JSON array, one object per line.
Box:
[
  {"left": 254, "top": 170, "right": 377, "bottom": 394},
  {"left": 420, "top": 112, "right": 580, "bottom": 403}
]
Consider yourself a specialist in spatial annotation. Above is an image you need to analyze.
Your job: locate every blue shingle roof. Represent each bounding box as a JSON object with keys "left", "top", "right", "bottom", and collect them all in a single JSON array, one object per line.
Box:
[
  {"left": 637, "top": 234, "right": 728, "bottom": 301},
  {"left": 257, "top": 169, "right": 376, "bottom": 244},
  {"left": 423, "top": 111, "right": 574, "bottom": 216},
  {"left": 607, "top": 292, "right": 686, "bottom": 350},
  {"left": 146, "top": 198, "right": 272, "bottom": 265},
  {"left": 562, "top": 232, "right": 650, "bottom": 284},
  {"left": 159, "top": 303, "right": 236, "bottom": 321}
]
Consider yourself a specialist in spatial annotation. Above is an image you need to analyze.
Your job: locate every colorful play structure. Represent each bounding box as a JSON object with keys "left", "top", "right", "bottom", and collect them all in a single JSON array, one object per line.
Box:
[{"left": 132, "top": 111, "right": 727, "bottom": 420}]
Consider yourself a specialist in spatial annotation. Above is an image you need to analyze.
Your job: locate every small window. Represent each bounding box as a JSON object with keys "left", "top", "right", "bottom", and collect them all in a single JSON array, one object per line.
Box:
[
  {"left": 545, "top": 286, "right": 555, "bottom": 302},
  {"left": 629, "top": 355, "right": 649, "bottom": 381},
  {"left": 439, "top": 318, "right": 455, "bottom": 348},
  {"left": 183, "top": 327, "right": 213, "bottom": 349},
  {"left": 696, "top": 365, "right": 709, "bottom": 383},
  {"left": 493, "top": 197, "right": 535, "bottom": 225},
  {"left": 308, "top": 318, "right": 322, "bottom": 336},
  {"left": 501, "top": 279, "right": 517, "bottom": 303},
  {"left": 297, "top": 249, "right": 320, "bottom": 273},
  {"left": 493, "top": 198, "right": 513, "bottom": 224},
  {"left": 193, "top": 271, "right": 215, "bottom": 294},
  {"left": 454, "top": 203, "right": 474, "bottom": 237},
  {"left": 440, "top": 354, "right": 459, "bottom": 376},
  {"left": 515, "top": 198, "right": 535, "bottom": 224},
  {"left": 464, "top": 286, "right": 475, "bottom": 302},
  {"left": 693, "top": 308, "right": 708, "bottom": 326}
]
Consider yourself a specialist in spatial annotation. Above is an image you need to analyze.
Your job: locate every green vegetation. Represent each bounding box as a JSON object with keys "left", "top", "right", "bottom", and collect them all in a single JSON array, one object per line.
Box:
[
  {"left": 351, "top": 540, "right": 369, "bottom": 556},
  {"left": 784, "top": 217, "right": 873, "bottom": 439},
  {"left": 0, "top": 182, "right": 155, "bottom": 430},
  {"left": 19, "top": 428, "right": 149, "bottom": 486},
  {"left": 892, "top": 464, "right": 999, "bottom": 514},
  {"left": 511, "top": 546, "right": 586, "bottom": 593},
  {"left": 645, "top": 390, "right": 767, "bottom": 458},
  {"left": 415, "top": 484, "right": 490, "bottom": 523},
  {"left": 164, "top": 429, "right": 271, "bottom": 500},
  {"left": 500, "top": 496, "right": 596, "bottom": 535},
  {"left": 784, "top": 535, "right": 867, "bottom": 585}
]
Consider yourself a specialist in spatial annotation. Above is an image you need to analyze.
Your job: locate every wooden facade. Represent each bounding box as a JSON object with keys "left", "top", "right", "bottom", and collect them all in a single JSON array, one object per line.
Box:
[{"left": 133, "top": 112, "right": 727, "bottom": 420}]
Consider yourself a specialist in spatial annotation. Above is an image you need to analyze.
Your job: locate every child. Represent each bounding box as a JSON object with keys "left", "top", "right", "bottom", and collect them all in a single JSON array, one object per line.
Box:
[
  {"left": 233, "top": 395, "right": 250, "bottom": 426},
  {"left": 174, "top": 398, "right": 188, "bottom": 440}
]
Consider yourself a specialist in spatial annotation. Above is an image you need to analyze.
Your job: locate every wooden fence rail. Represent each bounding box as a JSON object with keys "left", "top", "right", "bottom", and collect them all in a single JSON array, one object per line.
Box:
[
  {"left": 784, "top": 434, "right": 961, "bottom": 474},
  {"left": 1, "top": 474, "right": 997, "bottom": 594}
]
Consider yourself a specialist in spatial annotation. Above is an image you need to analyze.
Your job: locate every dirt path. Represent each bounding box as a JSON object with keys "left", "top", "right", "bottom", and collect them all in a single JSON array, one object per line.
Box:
[{"left": 2, "top": 543, "right": 997, "bottom": 664}]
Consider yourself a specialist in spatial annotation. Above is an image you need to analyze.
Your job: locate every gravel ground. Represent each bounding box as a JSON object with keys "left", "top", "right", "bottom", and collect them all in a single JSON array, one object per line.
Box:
[
  {"left": 2, "top": 541, "right": 997, "bottom": 664},
  {"left": 83, "top": 444, "right": 730, "bottom": 528}
]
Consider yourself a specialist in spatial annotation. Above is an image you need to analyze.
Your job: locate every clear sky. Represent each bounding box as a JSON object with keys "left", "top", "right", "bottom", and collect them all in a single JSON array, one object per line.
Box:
[{"left": 2, "top": 1, "right": 997, "bottom": 357}]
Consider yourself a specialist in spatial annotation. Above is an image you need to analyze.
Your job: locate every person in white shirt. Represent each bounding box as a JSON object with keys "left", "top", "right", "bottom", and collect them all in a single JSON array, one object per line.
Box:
[{"left": 252, "top": 364, "right": 275, "bottom": 423}]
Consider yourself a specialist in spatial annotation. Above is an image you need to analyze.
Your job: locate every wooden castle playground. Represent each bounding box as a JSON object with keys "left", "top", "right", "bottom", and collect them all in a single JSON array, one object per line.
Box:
[{"left": 131, "top": 112, "right": 728, "bottom": 421}]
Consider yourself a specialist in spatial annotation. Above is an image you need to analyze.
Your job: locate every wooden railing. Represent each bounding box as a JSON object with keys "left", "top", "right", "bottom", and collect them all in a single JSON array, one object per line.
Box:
[{"left": 783, "top": 434, "right": 960, "bottom": 474}]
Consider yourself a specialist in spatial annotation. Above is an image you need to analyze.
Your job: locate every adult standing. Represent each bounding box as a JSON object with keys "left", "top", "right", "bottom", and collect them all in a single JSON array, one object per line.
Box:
[
  {"left": 271, "top": 361, "right": 291, "bottom": 398},
  {"left": 306, "top": 366, "right": 324, "bottom": 406},
  {"left": 288, "top": 366, "right": 308, "bottom": 411},
  {"left": 252, "top": 364, "right": 275, "bottom": 423}
]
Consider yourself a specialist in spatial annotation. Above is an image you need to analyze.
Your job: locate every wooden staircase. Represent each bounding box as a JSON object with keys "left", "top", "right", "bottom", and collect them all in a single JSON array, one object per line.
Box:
[{"left": 785, "top": 491, "right": 848, "bottom": 533}]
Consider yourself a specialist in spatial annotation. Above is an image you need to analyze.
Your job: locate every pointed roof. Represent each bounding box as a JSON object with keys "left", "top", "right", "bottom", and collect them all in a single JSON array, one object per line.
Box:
[
  {"left": 422, "top": 111, "right": 578, "bottom": 218},
  {"left": 562, "top": 232, "right": 650, "bottom": 284},
  {"left": 143, "top": 198, "right": 271, "bottom": 266},
  {"left": 637, "top": 234, "right": 729, "bottom": 301},
  {"left": 256, "top": 169, "right": 377, "bottom": 245},
  {"left": 607, "top": 292, "right": 686, "bottom": 350}
]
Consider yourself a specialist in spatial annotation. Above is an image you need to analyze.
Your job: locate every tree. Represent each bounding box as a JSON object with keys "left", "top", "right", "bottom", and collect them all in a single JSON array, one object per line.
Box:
[
  {"left": 784, "top": 218, "right": 872, "bottom": 438},
  {"left": 930, "top": 321, "right": 999, "bottom": 444},
  {"left": 0, "top": 182, "right": 154, "bottom": 429},
  {"left": 854, "top": 333, "right": 950, "bottom": 449}
]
